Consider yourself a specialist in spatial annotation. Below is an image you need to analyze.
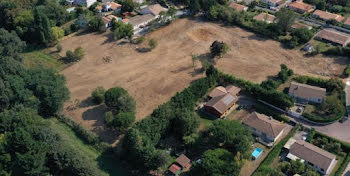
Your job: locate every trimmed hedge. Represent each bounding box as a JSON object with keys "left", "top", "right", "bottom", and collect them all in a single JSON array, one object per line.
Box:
[
  {"left": 303, "top": 112, "right": 345, "bottom": 123},
  {"left": 253, "top": 125, "right": 300, "bottom": 176},
  {"left": 313, "top": 131, "right": 350, "bottom": 153}
]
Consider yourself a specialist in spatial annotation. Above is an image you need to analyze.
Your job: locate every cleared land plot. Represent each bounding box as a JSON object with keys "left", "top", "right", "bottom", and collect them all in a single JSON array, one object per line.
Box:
[{"left": 59, "top": 17, "right": 348, "bottom": 144}]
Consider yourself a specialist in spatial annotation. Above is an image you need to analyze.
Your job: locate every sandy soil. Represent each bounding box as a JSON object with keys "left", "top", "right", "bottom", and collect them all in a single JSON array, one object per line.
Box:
[{"left": 60, "top": 17, "right": 348, "bottom": 144}]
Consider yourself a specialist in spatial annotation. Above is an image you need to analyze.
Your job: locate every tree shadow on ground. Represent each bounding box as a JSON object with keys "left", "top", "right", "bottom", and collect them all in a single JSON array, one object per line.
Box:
[
  {"left": 79, "top": 97, "right": 94, "bottom": 108},
  {"left": 247, "top": 34, "right": 270, "bottom": 42},
  {"left": 96, "top": 149, "right": 131, "bottom": 176},
  {"left": 102, "top": 32, "right": 115, "bottom": 45},
  {"left": 135, "top": 47, "right": 151, "bottom": 53}
]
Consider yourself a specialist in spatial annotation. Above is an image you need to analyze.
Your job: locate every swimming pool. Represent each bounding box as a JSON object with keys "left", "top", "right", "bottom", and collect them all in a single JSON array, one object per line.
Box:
[{"left": 252, "top": 147, "right": 263, "bottom": 160}]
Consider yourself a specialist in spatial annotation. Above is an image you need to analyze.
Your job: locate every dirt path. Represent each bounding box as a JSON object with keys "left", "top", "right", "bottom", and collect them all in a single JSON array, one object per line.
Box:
[{"left": 60, "top": 17, "right": 349, "bottom": 144}]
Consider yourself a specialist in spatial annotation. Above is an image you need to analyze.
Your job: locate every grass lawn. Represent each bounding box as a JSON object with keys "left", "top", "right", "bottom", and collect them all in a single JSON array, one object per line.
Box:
[
  {"left": 196, "top": 110, "right": 216, "bottom": 131},
  {"left": 304, "top": 104, "right": 316, "bottom": 114},
  {"left": 22, "top": 49, "right": 65, "bottom": 70},
  {"left": 48, "top": 118, "right": 128, "bottom": 176}
]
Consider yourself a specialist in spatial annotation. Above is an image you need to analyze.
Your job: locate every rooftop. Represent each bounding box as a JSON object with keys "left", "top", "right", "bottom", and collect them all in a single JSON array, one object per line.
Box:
[
  {"left": 288, "top": 1, "right": 314, "bottom": 13},
  {"left": 229, "top": 3, "right": 248, "bottom": 11},
  {"left": 205, "top": 93, "right": 237, "bottom": 114},
  {"left": 142, "top": 4, "right": 166, "bottom": 16},
  {"left": 316, "top": 29, "right": 350, "bottom": 46},
  {"left": 128, "top": 14, "right": 155, "bottom": 26},
  {"left": 253, "top": 13, "right": 276, "bottom": 23},
  {"left": 176, "top": 154, "right": 191, "bottom": 168},
  {"left": 290, "top": 140, "right": 336, "bottom": 171},
  {"left": 344, "top": 18, "right": 350, "bottom": 26},
  {"left": 243, "top": 112, "right": 286, "bottom": 138},
  {"left": 289, "top": 81, "right": 326, "bottom": 100},
  {"left": 313, "top": 10, "right": 344, "bottom": 22},
  {"left": 168, "top": 164, "right": 181, "bottom": 174}
]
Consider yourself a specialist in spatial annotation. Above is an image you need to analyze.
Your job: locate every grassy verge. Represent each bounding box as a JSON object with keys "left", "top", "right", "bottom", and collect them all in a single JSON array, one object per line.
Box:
[
  {"left": 22, "top": 49, "right": 65, "bottom": 70},
  {"left": 331, "top": 155, "right": 346, "bottom": 176},
  {"left": 48, "top": 118, "right": 128, "bottom": 176},
  {"left": 334, "top": 154, "right": 350, "bottom": 176}
]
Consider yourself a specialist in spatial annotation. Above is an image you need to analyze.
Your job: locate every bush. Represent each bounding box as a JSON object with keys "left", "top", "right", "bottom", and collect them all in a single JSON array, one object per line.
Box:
[
  {"left": 66, "top": 47, "right": 85, "bottom": 62},
  {"left": 56, "top": 44, "right": 63, "bottom": 52},
  {"left": 148, "top": 38, "right": 157, "bottom": 50},
  {"left": 344, "top": 64, "right": 350, "bottom": 77},
  {"left": 210, "top": 40, "right": 229, "bottom": 58},
  {"left": 132, "top": 36, "right": 145, "bottom": 44},
  {"left": 107, "top": 112, "right": 135, "bottom": 131},
  {"left": 91, "top": 87, "right": 106, "bottom": 104}
]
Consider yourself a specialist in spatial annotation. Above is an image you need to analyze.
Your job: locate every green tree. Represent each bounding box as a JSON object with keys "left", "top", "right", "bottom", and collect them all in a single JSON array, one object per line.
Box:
[
  {"left": 208, "top": 120, "right": 253, "bottom": 159},
  {"left": 33, "top": 8, "right": 53, "bottom": 45},
  {"left": 88, "top": 16, "right": 106, "bottom": 32},
  {"left": 291, "top": 27, "right": 313, "bottom": 44},
  {"left": 210, "top": 40, "right": 229, "bottom": 58},
  {"left": 320, "top": 94, "right": 344, "bottom": 115},
  {"left": 107, "top": 112, "right": 135, "bottom": 131},
  {"left": 56, "top": 43, "right": 63, "bottom": 52},
  {"left": 91, "top": 86, "right": 106, "bottom": 104},
  {"left": 171, "top": 110, "right": 199, "bottom": 137},
  {"left": 275, "top": 8, "right": 298, "bottom": 34},
  {"left": 0, "top": 28, "right": 26, "bottom": 61},
  {"left": 121, "top": 0, "right": 137, "bottom": 12},
  {"left": 51, "top": 26, "right": 64, "bottom": 43},
  {"left": 104, "top": 87, "right": 136, "bottom": 113},
  {"left": 200, "top": 148, "right": 240, "bottom": 176},
  {"left": 113, "top": 22, "right": 133, "bottom": 40},
  {"left": 24, "top": 68, "right": 70, "bottom": 117}
]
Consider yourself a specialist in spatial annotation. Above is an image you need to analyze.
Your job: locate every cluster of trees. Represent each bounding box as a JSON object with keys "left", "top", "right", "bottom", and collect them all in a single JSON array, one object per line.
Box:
[
  {"left": 287, "top": 27, "right": 315, "bottom": 48},
  {"left": 90, "top": 87, "right": 137, "bottom": 131},
  {"left": 210, "top": 40, "right": 229, "bottom": 58},
  {"left": 0, "top": 0, "right": 72, "bottom": 45},
  {"left": 122, "top": 75, "right": 218, "bottom": 171},
  {"left": 261, "top": 64, "right": 294, "bottom": 90},
  {"left": 111, "top": 20, "right": 134, "bottom": 40},
  {"left": 88, "top": 16, "right": 107, "bottom": 32},
  {"left": 65, "top": 47, "right": 85, "bottom": 63},
  {"left": 293, "top": 76, "right": 345, "bottom": 93},
  {"left": 311, "top": 136, "right": 343, "bottom": 155},
  {"left": 304, "top": 0, "right": 350, "bottom": 13},
  {"left": 0, "top": 28, "right": 107, "bottom": 175},
  {"left": 279, "top": 159, "right": 320, "bottom": 176}
]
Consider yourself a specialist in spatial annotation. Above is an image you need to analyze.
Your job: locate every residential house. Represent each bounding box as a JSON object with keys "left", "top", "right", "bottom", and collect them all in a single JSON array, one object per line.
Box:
[
  {"left": 229, "top": 3, "right": 248, "bottom": 11},
  {"left": 168, "top": 154, "right": 191, "bottom": 175},
  {"left": 102, "top": 16, "right": 112, "bottom": 28},
  {"left": 302, "top": 43, "right": 314, "bottom": 52},
  {"left": 261, "top": 0, "right": 282, "bottom": 7},
  {"left": 291, "top": 22, "right": 312, "bottom": 30},
  {"left": 253, "top": 13, "right": 276, "bottom": 23},
  {"left": 208, "top": 85, "right": 241, "bottom": 99},
  {"left": 285, "top": 139, "right": 337, "bottom": 175},
  {"left": 288, "top": 81, "right": 326, "bottom": 103},
  {"left": 205, "top": 85, "right": 241, "bottom": 118},
  {"left": 243, "top": 112, "right": 286, "bottom": 146},
  {"left": 344, "top": 18, "right": 350, "bottom": 28},
  {"left": 287, "top": 0, "right": 314, "bottom": 14},
  {"left": 74, "top": 0, "right": 97, "bottom": 7},
  {"left": 312, "top": 10, "right": 344, "bottom": 22},
  {"left": 140, "top": 4, "right": 167, "bottom": 18},
  {"left": 96, "top": 2, "right": 122, "bottom": 13},
  {"left": 315, "top": 29, "right": 350, "bottom": 47},
  {"left": 128, "top": 14, "right": 155, "bottom": 33}
]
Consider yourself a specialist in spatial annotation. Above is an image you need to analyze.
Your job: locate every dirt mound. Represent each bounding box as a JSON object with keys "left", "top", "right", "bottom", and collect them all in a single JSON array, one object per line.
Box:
[{"left": 187, "top": 27, "right": 217, "bottom": 42}]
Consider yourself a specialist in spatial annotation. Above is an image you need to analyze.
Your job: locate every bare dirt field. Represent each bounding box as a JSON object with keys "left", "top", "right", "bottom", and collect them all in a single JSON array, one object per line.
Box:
[{"left": 59, "top": 17, "right": 349, "bottom": 144}]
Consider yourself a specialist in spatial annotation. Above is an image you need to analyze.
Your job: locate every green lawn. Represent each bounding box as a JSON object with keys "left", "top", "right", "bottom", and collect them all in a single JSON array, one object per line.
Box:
[
  {"left": 22, "top": 49, "right": 64, "bottom": 70},
  {"left": 48, "top": 118, "right": 128, "bottom": 176}
]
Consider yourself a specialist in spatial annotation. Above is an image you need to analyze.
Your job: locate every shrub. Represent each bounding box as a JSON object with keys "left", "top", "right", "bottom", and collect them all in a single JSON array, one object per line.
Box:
[
  {"left": 109, "top": 112, "right": 135, "bottom": 131},
  {"left": 132, "top": 36, "right": 145, "bottom": 44},
  {"left": 210, "top": 40, "right": 229, "bottom": 58},
  {"left": 56, "top": 44, "right": 63, "bottom": 52},
  {"left": 91, "top": 86, "right": 106, "bottom": 104},
  {"left": 66, "top": 47, "right": 85, "bottom": 62},
  {"left": 148, "top": 38, "right": 157, "bottom": 50},
  {"left": 104, "top": 87, "right": 136, "bottom": 113}
]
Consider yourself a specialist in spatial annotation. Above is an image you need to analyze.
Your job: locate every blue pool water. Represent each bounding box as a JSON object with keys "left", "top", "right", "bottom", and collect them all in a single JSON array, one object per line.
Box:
[
  {"left": 252, "top": 147, "right": 263, "bottom": 159},
  {"left": 118, "top": 17, "right": 122, "bottom": 20}
]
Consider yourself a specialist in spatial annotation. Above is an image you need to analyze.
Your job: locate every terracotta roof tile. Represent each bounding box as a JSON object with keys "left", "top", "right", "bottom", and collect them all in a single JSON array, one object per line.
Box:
[
  {"left": 316, "top": 29, "right": 350, "bottom": 46},
  {"left": 253, "top": 13, "right": 276, "bottom": 23},
  {"left": 229, "top": 3, "right": 248, "bottom": 11},
  {"left": 176, "top": 154, "right": 191, "bottom": 168},
  {"left": 313, "top": 10, "right": 344, "bottom": 22}
]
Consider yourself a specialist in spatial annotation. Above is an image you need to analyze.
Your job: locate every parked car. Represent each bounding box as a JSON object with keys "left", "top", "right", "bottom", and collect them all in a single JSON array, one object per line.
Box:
[{"left": 339, "top": 116, "right": 348, "bottom": 123}]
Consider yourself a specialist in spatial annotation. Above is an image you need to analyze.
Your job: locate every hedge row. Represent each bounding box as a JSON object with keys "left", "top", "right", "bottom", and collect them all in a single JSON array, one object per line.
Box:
[
  {"left": 312, "top": 131, "right": 350, "bottom": 153},
  {"left": 254, "top": 102, "right": 290, "bottom": 123},
  {"left": 253, "top": 125, "right": 300, "bottom": 176},
  {"left": 303, "top": 112, "right": 345, "bottom": 123},
  {"left": 293, "top": 75, "right": 345, "bottom": 93}
]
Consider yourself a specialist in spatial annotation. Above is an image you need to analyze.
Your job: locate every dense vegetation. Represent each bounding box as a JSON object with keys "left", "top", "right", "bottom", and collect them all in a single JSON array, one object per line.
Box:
[
  {"left": 0, "top": 0, "right": 73, "bottom": 46},
  {"left": 260, "top": 64, "right": 294, "bottom": 90},
  {"left": 0, "top": 27, "right": 111, "bottom": 175}
]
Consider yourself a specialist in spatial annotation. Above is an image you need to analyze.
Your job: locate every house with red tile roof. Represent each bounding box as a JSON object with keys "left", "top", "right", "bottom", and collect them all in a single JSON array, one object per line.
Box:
[
  {"left": 315, "top": 29, "right": 350, "bottom": 47},
  {"left": 312, "top": 10, "right": 344, "bottom": 22},
  {"left": 253, "top": 13, "right": 276, "bottom": 23},
  {"left": 287, "top": 0, "right": 315, "bottom": 14},
  {"left": 229, "top": 3, "right": 248, "bottom": 11}
]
